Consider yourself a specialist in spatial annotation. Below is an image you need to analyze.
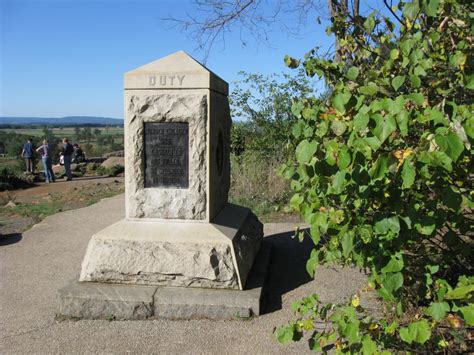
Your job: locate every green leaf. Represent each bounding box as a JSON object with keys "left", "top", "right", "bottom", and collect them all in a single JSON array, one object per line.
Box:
[
  {"left": 291, "top": 122, "right": 303, "bottom": 138},
  {"left": 374, "top": 216, "right": 400, "bottom": 235},
  {"left": 306, "top": 249, "right": 319, "bottom": 278},
  {"left": 418, "top": 151, "right": 453, "bottom": 172},
  {"left": 342, "top": 231, "right": 354, "bottom": 257},
  {"left": 362, "top": 335, "right": 377, "bottom": 355},
  {"left": 445, "top": 285, "right": 474, "bottom": 300},
  {"left": 364, "top": 13, "right": 376, "bottom": 32},
  {"left": 310, "top": 224, "right": 321, "bottom": 245},
  {"left": 332, "top": 91, "right": 352, "bottom": 114},
  {"left": 330, "top": 170, "right": 346, "bottom": 195},
  {"left": 337, "top": 146, "right": 351, "bottom": 169},
  {"left": 359, "top": 82, "right": 378, "bottom": 96},
  {"left": 412, "top": 320, "right": 431, "bottom": 344},
  {"left": 392, "top": 75, "right": 405, "bottom": 91},
  {"left": 399, "top": 327, "right": 413, "bottom": 344},
  {"left": 383, "top": 272, "right": 403, "bottom": 294},
  {"left": 410, "top": 74, "right": 421, "bottom": 87},
  {"left": 466, "top": 74, "right": 474, "bottom": 89},
  {"left": 396, "top": 110, "right": 409, "bottom": 136},
  {"left": 369, "top": 154, "right": 389, "bottom": 181},
  {"left": 284, "top": 55, "right": 300, "bottom": 69},
  {"left": 435, "top": 131, "right": 465, "bottom": 162},
  {"left": 325, "top": 140, "right": 339, "bottom": 165},
  {"left": 289, "top": 193, "right": 303, "bottom": 210},
  {"left": 291, "top": 101, "right": 304, "bottom": 118},
  {"left": 449, "top": 51, "right": 467, "bottom": 69},
  {"left": 364, "top": 137, "right": 382, "bottom": 151},
  {"left": 415, "top": 215, "right": 436, "bottom": 235},
  {"left": 401, "top": 157, "right": 415, "bottom": 189},
  {"left": 400, "top": 320, "right": 431, "bottom": 344},
  {"left": 346, "top": 66, "right": 360, "bottom": 80},
  {"left": 295, "top": 139, "right": 317, "bottom": 164},
  {"left": 390, "top": 49, "right": 399, "bottom": 60},
  {"left": 423, "top": 0, "right": 439, "bottom": 17},
  {"left": 354, "top": 112, "right": 369, "bottom": 132},
  {"left": 459, "top": 304, "right": 474, "bottom": 326},
  {"left": 331, "top": 120, "right": 347, "bottom": 136},
  {"left": 425, "top": 302, "right": 450, "bottom": 321},
  {"left": 403, "top": 2, "right": 420, "bottom": 21},
  {"left": 408, "top": 92, "right": 424, "bottom": 106},
  {"left": 373, "top": 115, "right": 397, "bottom": 143},
  {"left": 382, "top": 253, "right": 404, "bottom": 273},
  {"left": 276, "top": 324, "right": 301, "bottom": 344}
]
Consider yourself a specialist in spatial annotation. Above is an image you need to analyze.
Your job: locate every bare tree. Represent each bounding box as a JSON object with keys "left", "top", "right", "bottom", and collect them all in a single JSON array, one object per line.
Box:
[{"left": 161, "top": 0, "right": 331, "bottom": 63}]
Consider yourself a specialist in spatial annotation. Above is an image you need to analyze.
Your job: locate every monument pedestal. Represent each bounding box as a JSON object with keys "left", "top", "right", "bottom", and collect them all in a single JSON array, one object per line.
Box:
[
  {"left": 58, "top": 240, "right": 271, "bottom": 320},
  {"left": 79, "top": 204, "right": 263, "bottom": 290}
]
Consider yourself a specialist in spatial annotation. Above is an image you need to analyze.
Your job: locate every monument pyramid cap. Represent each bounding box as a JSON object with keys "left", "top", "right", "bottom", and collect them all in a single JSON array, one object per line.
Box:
[{"left": 124, "top": 50, "right": 228, "bottom": 95}]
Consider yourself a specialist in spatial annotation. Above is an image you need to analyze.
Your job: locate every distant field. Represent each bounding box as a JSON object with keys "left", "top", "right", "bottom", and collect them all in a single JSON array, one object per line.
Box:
[{"left": 0, "top": 127, "right": 124, "bottom": 137}]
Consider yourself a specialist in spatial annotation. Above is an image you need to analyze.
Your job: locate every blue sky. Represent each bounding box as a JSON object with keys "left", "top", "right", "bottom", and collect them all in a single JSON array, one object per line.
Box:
[{"left": 0, "top": 0, "right": 336, "bottom": 118}]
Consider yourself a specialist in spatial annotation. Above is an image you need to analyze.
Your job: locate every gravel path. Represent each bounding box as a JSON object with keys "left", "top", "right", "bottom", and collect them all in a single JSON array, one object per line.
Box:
[{"left": 0, "top": 194, "right": 377, "bottom": 354}]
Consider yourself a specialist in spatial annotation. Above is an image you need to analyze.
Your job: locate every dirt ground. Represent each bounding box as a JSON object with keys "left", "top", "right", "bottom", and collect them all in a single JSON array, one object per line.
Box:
[{"left": 0, "top": 175, "right": 124, "bottom": 235}]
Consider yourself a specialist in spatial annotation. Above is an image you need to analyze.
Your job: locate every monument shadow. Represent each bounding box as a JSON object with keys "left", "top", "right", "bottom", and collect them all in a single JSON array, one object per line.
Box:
[
  {"left": 262, "top": 228, "right": 314, "bottom": 314},
  {"left": 0, "top": 233, "right": 23, "bottom": 246}
]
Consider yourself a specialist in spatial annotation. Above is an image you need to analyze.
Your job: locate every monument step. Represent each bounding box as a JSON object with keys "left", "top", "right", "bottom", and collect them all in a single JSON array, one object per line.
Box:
[{"left": 57, "top": 241, "right": 271, "bottom": 320}]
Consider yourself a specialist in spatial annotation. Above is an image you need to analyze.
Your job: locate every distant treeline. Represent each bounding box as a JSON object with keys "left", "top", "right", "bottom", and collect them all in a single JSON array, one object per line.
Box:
[{"left": 0, "top": 123, "right": 123, "bottom": 129}]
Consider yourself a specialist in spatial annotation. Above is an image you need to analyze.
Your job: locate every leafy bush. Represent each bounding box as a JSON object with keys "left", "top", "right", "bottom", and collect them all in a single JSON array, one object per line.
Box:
[
  {"left": 278, "top": 0, "right": 473, "bottom": 352},
  {"left": 230, "top": 71, "right": 315, "bottom": 158},
  {"left": 229, "top": 151, "right": 290, "bottom": 216},
  {"left": 96, "top": 165, "right": 124, "bottom": 177}
]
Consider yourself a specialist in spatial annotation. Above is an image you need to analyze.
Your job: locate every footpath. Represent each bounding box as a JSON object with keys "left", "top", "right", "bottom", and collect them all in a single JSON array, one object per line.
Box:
[{"left": 0, "top": 194, "right": 377, "bottom": 354}]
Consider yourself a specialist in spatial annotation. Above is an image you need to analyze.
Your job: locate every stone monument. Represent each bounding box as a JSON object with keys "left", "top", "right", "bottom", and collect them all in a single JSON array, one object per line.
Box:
[{"left": 58, "top": 51, "right": 268, "bottom": 320}]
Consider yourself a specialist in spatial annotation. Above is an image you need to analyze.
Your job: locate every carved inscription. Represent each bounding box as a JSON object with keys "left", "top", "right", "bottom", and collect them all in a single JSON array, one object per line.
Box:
[
  {"left": 149, "top": 75, "right": 185, "bottom": 87},
  {"left": 144, "top": 122, "right": 189, "bottom": 188}
]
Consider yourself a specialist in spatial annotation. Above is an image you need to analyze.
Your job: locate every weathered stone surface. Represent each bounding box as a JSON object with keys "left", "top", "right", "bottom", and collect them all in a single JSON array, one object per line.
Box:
[
  {"left": 124, "top": 92, "right": 208, "bottom": 220},
  {"left": 58, "top": 241, "right": 271, "bottom": 320},
  {"left": 80, "top": 234, "right": 239, "bottom": 289},
  {"left": 124, "top": 50, "right": 229, "bottom": 95},
  {"left": 79, "top": 204, "right": 263, "bottom": 290},
  {"left": 232, "top": 211, "right": 264, "bottom": 287},
  {"left": 154, "top": 241, "right": 271, "bottom": 319},
  {"left": 101, "top": 157, "right": 124, "bottom": 169},
  {"left": 57, "top": 280, "right": 155, "bottom": 320},
  {"left": 208, "top": 91, "right": 232, "bottom": 220}
]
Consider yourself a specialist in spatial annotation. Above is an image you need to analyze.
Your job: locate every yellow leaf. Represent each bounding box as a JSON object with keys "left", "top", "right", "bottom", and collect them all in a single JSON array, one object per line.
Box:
[
  {"left": 369, "top": 323, "right": 379, "bottom": 330},
  {"left": 303, "top": 318, "right": 314, "bottom": 330},
  {"left": 351, "top": 295, "right": 360, "bottom": 307}
]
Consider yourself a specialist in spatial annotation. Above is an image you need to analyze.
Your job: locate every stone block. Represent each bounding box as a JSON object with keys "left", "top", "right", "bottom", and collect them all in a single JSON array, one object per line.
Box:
[{"left": 57, "top": 280, "right": 156, "bottom": 320}]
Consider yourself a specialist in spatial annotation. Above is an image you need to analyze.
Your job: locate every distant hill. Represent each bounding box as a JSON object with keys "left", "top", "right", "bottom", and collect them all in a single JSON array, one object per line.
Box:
[{"left": 0, "top": 116, "right": 123, "bottom": 126}]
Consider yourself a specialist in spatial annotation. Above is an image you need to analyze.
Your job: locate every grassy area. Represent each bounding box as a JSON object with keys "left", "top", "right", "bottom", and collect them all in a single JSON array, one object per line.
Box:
[
  {"left": 229, "top": 151, "right": 296, "bottom": 222},
  {"left": 0, "top": 178, "right": 125, "bottom": 232}
]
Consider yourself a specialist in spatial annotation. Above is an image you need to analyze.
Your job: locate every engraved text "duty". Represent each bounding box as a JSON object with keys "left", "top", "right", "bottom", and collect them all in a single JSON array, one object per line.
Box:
[{"left": 149, "top": 75, "right": 185, "bottom": 86}]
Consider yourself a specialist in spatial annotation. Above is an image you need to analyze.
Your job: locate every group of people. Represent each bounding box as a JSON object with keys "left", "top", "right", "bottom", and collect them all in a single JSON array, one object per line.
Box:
[{"left": 21, "top": 138, "right": 85, "bottom": 184}]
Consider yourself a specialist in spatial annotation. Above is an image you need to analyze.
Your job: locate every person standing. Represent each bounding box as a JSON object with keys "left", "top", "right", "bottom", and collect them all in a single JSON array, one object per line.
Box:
[
  {"left": 21, "top": 138, "right": 35, "bottom": 173},
  {"left": 36, "top": 140, "right": 55, "bottom": 183},
  {"left": 62, "top": 138, "right": 74, "bottom": 181}
]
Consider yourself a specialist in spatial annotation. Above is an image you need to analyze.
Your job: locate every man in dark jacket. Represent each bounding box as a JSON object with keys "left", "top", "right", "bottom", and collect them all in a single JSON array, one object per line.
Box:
[
  {"left": 21, "top": 138, "right": 35, "bottom": 173},
  {"left": 62, "top": 138, "right": 74, "bottom": 181}
]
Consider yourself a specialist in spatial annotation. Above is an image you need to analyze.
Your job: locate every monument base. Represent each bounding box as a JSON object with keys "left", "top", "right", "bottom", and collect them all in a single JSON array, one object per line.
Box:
[
  {"left": 79, "top": 204, "right": 263, "bottom": 290},
  {"left": 57, "top": 241, "right": 271, "bottom": 320}
]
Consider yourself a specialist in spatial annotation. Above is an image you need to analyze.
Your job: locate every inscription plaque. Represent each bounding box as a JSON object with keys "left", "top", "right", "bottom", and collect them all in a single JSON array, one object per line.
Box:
[{"left": 144, "top": 122, "right": 189, "bottom": 188}]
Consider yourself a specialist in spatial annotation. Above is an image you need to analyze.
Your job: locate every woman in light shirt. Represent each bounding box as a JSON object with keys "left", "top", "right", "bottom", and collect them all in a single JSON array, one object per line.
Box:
[{"left": 36, "top": 140, "right": 55, "bottom": 183}]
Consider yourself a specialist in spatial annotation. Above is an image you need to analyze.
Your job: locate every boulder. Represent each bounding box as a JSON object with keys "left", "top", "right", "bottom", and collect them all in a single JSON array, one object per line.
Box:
[{"left": 101, "top": 157, "right": 125, "bottom": 169}]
